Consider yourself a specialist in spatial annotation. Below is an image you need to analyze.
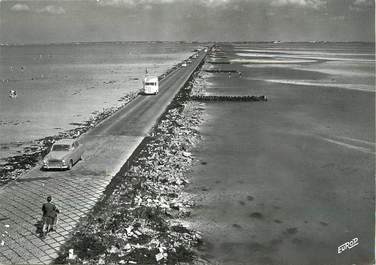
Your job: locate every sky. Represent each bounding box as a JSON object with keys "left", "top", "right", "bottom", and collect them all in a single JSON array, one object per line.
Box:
[{"left": 0, "top": 0, "right": 374, "bottom": 44}]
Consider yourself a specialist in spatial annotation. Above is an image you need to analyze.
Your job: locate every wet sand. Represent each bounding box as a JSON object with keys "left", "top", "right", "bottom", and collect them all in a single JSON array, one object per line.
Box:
[
  {"left": 0, "top": 42, "right": 198, "bottom": 160},
  {"left": 186, "top": 44, "right": 374, "bottom": 265}
]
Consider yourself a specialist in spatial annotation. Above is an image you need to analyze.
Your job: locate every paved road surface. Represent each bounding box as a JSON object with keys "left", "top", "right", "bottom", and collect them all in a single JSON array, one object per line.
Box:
[{"left": 0, "top": 50, "right": 206, "bottom": 264}]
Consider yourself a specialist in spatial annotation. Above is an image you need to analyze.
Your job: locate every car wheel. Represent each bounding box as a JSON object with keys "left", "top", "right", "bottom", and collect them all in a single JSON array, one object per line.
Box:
[{"left": 68, "top": 160, "right": 73, "bottom": 170}]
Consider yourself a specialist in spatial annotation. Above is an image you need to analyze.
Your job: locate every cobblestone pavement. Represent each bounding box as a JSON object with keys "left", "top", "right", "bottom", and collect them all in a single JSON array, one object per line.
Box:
[{"left": 0, "top": 136, "right": 143, "bottom": 264}]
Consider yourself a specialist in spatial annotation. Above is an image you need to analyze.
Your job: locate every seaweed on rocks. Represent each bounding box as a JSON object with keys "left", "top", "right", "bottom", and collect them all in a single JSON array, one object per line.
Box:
[
  {"left": 204, "top": 69, "right": 238, "bottom": 73},
  {"left": 206, "top": 61, "right": 230, "bottom": 64},
  {"left": 191, "top": 95, "right": 268, "bottom": 102}
]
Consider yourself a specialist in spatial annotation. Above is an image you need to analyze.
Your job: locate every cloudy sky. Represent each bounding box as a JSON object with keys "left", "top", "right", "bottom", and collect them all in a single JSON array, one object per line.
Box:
[{"left": 0, "top": 0, "right": 374, "bottom": 44}]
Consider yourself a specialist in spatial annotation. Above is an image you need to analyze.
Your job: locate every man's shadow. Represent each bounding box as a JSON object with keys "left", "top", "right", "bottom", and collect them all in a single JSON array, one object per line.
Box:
[{"left": 34, "top": 220, "right": 45, "bottom": 238}]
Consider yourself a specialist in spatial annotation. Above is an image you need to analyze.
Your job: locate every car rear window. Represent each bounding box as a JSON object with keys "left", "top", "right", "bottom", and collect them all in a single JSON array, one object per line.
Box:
[{"left": 52, "top": 144, "right": 71, "bottom": 151}]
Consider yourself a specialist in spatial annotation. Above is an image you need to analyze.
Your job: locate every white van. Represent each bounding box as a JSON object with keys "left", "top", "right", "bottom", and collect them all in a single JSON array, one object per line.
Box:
[{"left": 143, "top": 76, "right": 159, "bottom": 95}]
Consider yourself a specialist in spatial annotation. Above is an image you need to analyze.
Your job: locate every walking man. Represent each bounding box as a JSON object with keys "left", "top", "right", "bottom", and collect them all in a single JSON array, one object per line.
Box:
[{"left": 42, "top": 196, "right": 59, "bottom": 236}]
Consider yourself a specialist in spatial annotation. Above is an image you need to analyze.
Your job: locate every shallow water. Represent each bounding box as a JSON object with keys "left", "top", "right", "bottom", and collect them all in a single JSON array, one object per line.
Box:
[
  {"left": 186, "top": 42, "right": 374, "bottom": 265},
  {"left": 0, "top": 42, "right": 200, "bottom": 159},
  {"left": 204, "top": 42, "right": 375, "bottom": 96}
]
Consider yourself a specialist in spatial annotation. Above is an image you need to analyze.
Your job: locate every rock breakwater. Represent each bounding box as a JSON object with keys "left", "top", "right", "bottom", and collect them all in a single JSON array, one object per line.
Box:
[{"left": 55, "top": 90, "right": 207, "bottom": 264}]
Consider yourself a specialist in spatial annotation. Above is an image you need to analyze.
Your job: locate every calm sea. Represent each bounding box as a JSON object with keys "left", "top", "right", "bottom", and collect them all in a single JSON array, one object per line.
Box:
[
  {"left": 0, "top": 42, "right": 200, "bottom": 160},
  {"left": 233, "top": 42, "right": 375, "bottom": 93}
]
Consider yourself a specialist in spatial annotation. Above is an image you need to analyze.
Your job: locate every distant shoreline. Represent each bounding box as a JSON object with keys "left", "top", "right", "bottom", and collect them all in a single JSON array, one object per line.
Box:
[
  {"left": 0, "top": 41, "right": 209, "bottom": 47},
  {"left": 1, "top": 41, "right": 374, "bottom": 47}
]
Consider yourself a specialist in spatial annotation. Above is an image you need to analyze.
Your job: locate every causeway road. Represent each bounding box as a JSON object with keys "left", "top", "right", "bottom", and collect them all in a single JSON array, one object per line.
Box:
[{"left": 0, "top": 50, "right": 207, "bottom": 265}]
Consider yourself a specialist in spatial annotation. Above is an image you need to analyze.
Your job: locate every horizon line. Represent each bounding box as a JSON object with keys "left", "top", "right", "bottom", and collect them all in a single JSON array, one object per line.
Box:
[{"left": 1, "top": 40, "right": 375, "bottom": 46}]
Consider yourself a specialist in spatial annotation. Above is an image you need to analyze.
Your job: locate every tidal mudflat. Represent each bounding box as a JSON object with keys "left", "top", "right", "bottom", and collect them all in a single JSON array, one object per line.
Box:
[
  {"left": 186, "top": 43, "right": 374, "bottom": 265},
  {"left": 0, "top": 42, "right": 199, "bottom": 160}
]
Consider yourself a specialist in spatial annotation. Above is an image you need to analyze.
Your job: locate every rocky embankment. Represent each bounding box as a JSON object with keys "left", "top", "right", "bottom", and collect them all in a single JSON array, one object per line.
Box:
[{"left": 55, "top": 76, "right": 208, "bottom": 264}]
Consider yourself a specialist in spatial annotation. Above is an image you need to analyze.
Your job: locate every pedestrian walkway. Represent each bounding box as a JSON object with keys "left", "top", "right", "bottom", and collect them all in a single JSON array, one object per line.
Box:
[{"left": 0, "top": 136, "right": 143, "bottom": 264}]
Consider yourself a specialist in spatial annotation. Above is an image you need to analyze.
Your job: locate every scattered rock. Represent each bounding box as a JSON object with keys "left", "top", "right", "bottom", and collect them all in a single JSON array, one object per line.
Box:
[
  {"left": 155, "top": 252, "right": 164, "bottom": 262},
  {"left": 68, "top": 249, "right": 76, "bottom": 260},
  {"left": 285, "top": 227, "right": 298, "bottom": 235},
  {"left": 319, "top": 221, "right": 329, "bottom": 226},
  {"left": 249, "top": 212, "right": 263, "bottom": 219},
  {"left": 246, "top": 195, "right": 254, "bottom": 201},
  {"left": 182, "top": 151, "right": 192, "bottom": 157}
]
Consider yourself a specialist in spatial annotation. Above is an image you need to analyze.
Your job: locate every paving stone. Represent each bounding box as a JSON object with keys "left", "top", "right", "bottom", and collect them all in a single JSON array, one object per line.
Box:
[
  {"left": 30, "top": 238, "right": 46, "bottom": 247},
  {"left": 44, "top": 237, "right": 59, "bottom": 246},
  {"left": 52, "top": 236, "right": 65, "bottom": 243},
  {"left": 49, "top": 235, "right": 63, "bottom": 243},
  {"left": 48, "top": 242, "right": 62, "bottom": 250},
  {"left": 0, "top": 255, "right": 10, "bottom": 264},
  {"left": 25, "top": 232, "right": 38, "bottom": 239},
  {"left": 40, "top": 244, "right": 52, "bottom": 251},
  {"left": 11, "top": 244, "right": 27, "bottom": 254},
  {"left": 27, "top": 258, "right": 42, "bottom": 264},
  {"left": 13, "top": 244, "right": 34, "bottom": 254},
  {"left": 48, "top": 252, "right": 59, "bottom": 260},
  {"left": 45, "top": 248, "right": 58, "bottom": 256},
  {"left": 1, "top": 250, "right": 15, "bottom": 259},
  {"left": 8, "top": 255, "right": 27, "bottom": 264},
  {"left": 0, "top": 245, "right": 11, "bottom": 253},
  {"left": 39, "top": 255, "right": 53, "bottom": 262},
  {"left": 24, "top": 246, "right": 47, "bottom": 257},
  {"left": 59, "top": 230, "right": 70, "bottom": 236}
]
